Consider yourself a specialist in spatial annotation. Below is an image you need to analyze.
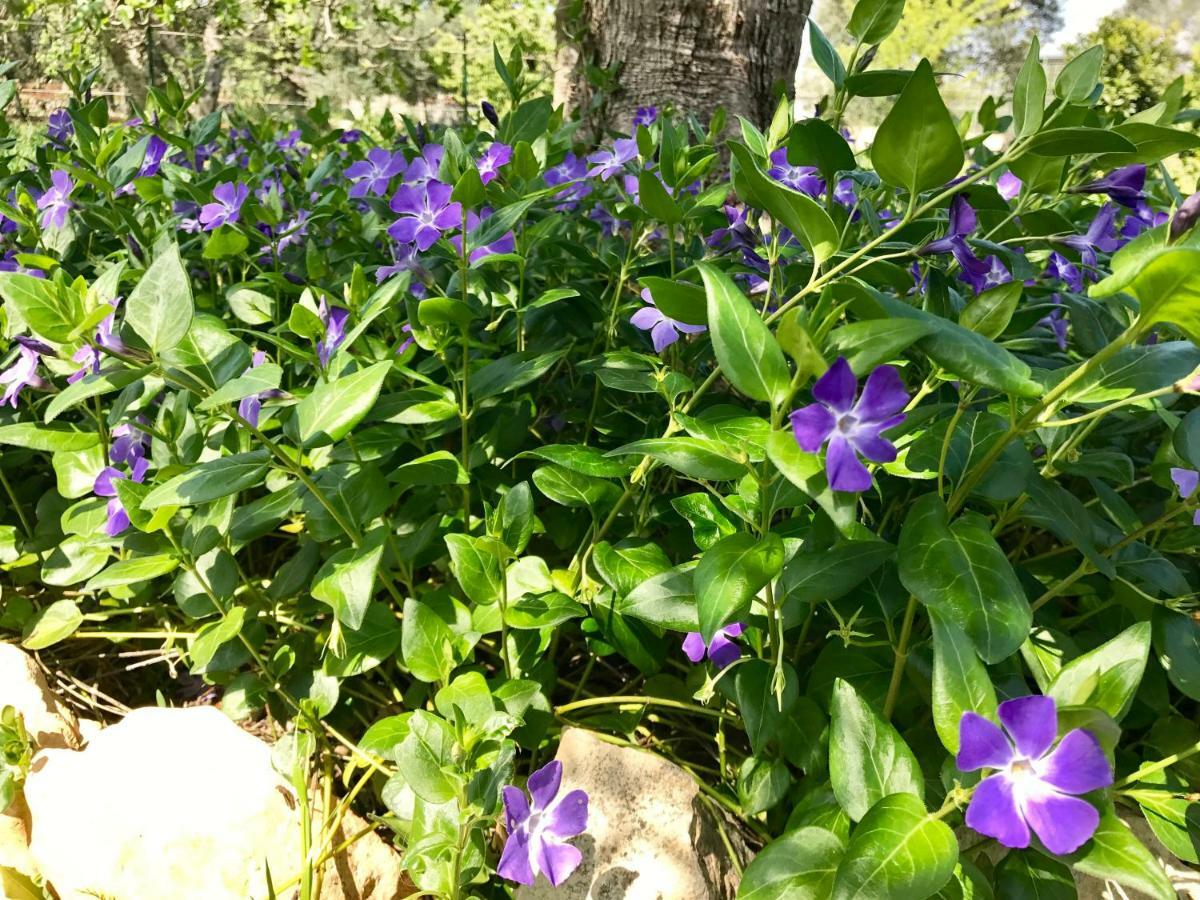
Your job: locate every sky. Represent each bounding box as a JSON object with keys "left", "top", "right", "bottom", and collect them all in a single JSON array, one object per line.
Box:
[{"left": 1052, "top": 0, "right": 1126, "bottom": 49}]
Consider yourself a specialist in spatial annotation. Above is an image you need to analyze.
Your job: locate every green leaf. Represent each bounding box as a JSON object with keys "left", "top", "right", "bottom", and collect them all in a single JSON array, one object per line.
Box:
[
  {"left": 735, "top": 659, "right": 798, "bottom": 753},
  {"left": 870, "top": 60, "right": 963, "bottom": 196},
  {"left": 1026, "top": 127, "right": 1136, "bottom": 157},
  {"left": 898, "top": 494, "right": 1031, "bottom": 663},
  {"left": 778, "top": 541, "right": 893, "bottom": 613},
  {"left": 390, "top": 451, "right": 468, "bottom": 489},
  {"left": 995, "top": 851, "right": 1076, "bottom": 899},
  {"left": 1047, "top": 622, "right": 1150, "bottom": 721},
  {"left": 202, "top": 225, "right": 249, "bottom": 260},
  {"left": 190, "top": 607, "right": 246, "bottom": 671},
  {"left": 765, "top": 430, "right": 859, "bottom": 535},
  {"left": 786, "top": 119, "right": 857, "bottom": 188},
  {"left": 847, "top": 0, "right": 906, "bottom": 44},
  {"left": 125, "top": 243, "right": 194, "bottom": 353},
  {"left": 737, "top": 826, "right": 843, "bottom": 900},
  {"left": 1115, "top": 248, "right": 1200, "bottom": 342},
  {"left": 294, "top": 360, "right": 391, "bottom": 447},
  {"left": 640, "top": 276, "right": 706, "bottom": 327},
  {"left": 515, "top": 444, "right": 632, "bottom": 478},
  {"left": 402, "top": 596, "right": 456, "bottom": 683},
  {"left": 592, "top": 540, "right": 672, "bottom": 595},
  {"left": 696, "top": 532, "right": 784, "bottom": 641},
  {"left": 1054, "top": 44, "right": 1103, "bottom": 103},
  {"left": 637, "top": 170, "right": 682, "bottom": 223},
  {"left": 698, "top": 261, "right": 790, "bottom": 406},
  {"left": 608, "top": 436, "right": 747, "bottom": 482},
  {"left": 0, "top": 272, "right": 83, "bottom": 342},
  {"left": 1093, "top": 123, "right": 1200, "bottom": 167},
  {"left": 84, "top": 554, "right": 179, "bottom": 591},
  {"left": 1152, "top": 607, "right": 1200, "bottom": 701},
  {"left": 197, "top": 364, "right": 282, "bottom": 412},
  {"left": 505, "top": 592, "right": 586, "bottom": 630},
  {"left": 1013, "top": 37, "right": 1047, "bottom": 139},
  {"left": 930, "top": 612, "right": 997, "bottom": 753},
  {"left": 825, "top": 319, "right": 935, "bottom": 376},
  {"left": 831, "top": 793, "right": 957, "bottom": 899},
  {"left": 960, "top": 280, "right": 1021, "bottom": 339},
  {"left": 830, "top": 679, "right": 924, "bottom": 821},
  {"left": 727, "top": 145, "right": 839, "bottom": 265},
  {"left": 615, "top": 567, "right": 698, "bottom": 631},
  {"left": 311, "top": 539, "right": 384, "bottom": 630},
  {"left": 21, "top": 599, "right": 83, "bottom": 650},
  {"left": 807, "top": 21, "right": 845, "bottom": 90},
  {"left": 471, "top": 350, "right": 567, "bottom": 401},
  {"left": 395, "top": 710, "right": 460, "bottom": 804},
  {"left": 671, "top": 493, "right": 737, "bottom": 550},
  {"left": 0, "top": 424, "right": 99, "bottom": 452},
  {"left": 1063, "top": 808, "right": 1175, "bottom": 900},
  {"left": 45, "top": 366, "right": 150, "bottom": 423},
  {"left": 532, "top": 464, "right": 620, "bottom": 509},
  {"left": 142, "top": 451, "right": 270, "bottom": 508},
  {"left": 444, "top": 534, "right": 506, "bottom": 605}
]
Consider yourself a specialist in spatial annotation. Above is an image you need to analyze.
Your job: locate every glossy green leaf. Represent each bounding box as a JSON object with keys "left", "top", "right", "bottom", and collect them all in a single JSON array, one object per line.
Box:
[
  {"left": 930, "top": 611, "right": 997, "bottom": 753},
  {"left": 1026, "top": 127, "right": 1136, "bottom": 157},
  {"left": 807, "top": 21, "right": 845, "bottom": 90},
  {"left": 1047, "top": 622, "right": 1150, "bottom": 721},
  {"left": 84, "top": 554, "right": 179, "bottom": 591},
  {"left": 21, "top": 599, "right": 83, "bottom": 650},
  {"left": 615, "top": 567, "right": 698, "bottom": 631},
  {"left": 294, "top": 360, "right": 391, "bottom": 446},
  {"left": 142, "top": 451, "right": 270, "bottom": 508},
  {"left": 1013, "top": 37, "right": 1047, "bottom": 138},
  {"left": 870, "top": 60, "right": 963, "bottom": 196},
  {"left": 736, "top": 826, "right": 843, "bottom": 899},
  {"left": 696, "top": 531, "right": 784, "bottom": 640},
  {"left": 0, "top": 273, "right": 83, "bottom": 343},
  {"left": 995, "top": 852, "right": 1075, "bottom": 899},
  {"left": 444, "top": 533, "right": 506, "bottom": 605},
  {"left": 1054, "top": 44, "right": 1103, "bottom": 103},
  {"left": 608, "top": 436, "right": 747, "bottom": 481},
  {"left": 311, "top": 539, "right": 384, "bottom": 630},
  {"left": 847, "top": 0, "right": 906, "bottom": 44},
  {"left": 1063, "top": 808, "right": 1175, "bottom": 900},
  {"left": 125, "top": 243, "right": 194, "bottom": 353}
]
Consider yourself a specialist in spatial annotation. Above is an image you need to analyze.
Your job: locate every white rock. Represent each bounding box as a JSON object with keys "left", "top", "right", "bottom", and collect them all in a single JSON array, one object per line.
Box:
[
  {"left": 0, "top": 643, "right": 80, "bottom": 751},
  {"left": 23, "top": 705, "right": 405, "bottom": 900},
  {"left": 516, "top": 727, "right": 743, "bottom": 900}
]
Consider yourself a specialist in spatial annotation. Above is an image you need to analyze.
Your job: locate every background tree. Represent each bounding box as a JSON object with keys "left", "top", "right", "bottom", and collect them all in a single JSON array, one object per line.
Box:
[
  {"left": 553, "top": 0, "right": 810, "bottom": 136},
  {"left": 1067, "top": 14, "right": 1189, "bottom": 118}
]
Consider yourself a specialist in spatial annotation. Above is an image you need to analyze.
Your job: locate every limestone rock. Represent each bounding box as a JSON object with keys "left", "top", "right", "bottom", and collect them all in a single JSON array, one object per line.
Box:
[
  {"left": 516, "top": 727, "right": 745, "bottom": 900},
  {"left": 0, "top": 643, "right": 80, "bottom": 751},
  {"left": 23, "top": 705, "right": 405, "bottom": 900}
]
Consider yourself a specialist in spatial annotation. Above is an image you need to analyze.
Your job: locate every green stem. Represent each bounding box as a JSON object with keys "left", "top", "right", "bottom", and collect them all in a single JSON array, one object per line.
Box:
[
  {"left": 555, "top": 695, "right": 736, "bottom": 721},
  {"left": 1114, "top": 740, "right": 1200, "bottom": 789},
  {"left": 883, "top": 595, "right": 918, "bottom": 719}
]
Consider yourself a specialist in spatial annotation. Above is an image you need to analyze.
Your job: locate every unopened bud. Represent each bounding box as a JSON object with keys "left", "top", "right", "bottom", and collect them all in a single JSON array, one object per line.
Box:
[
  {"left": 1170, "top": 191, "right": 1200, "bottom": 242},
  {"left": 480, "top": 101, "right": 500, "bottom": 129}
]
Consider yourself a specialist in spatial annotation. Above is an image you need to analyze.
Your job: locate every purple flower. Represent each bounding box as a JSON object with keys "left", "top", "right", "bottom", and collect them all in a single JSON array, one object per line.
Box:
[
  {"left": 1169, "top": 467, "right": 1200, "bottom": 525},
  {"left": 397, "top": 323, "right": 415, "bottom": 355},
  {"left": 834, "top": 178, "right": 858, "bottom": 210},
  {"left": 345, "top": 148, "right": 406, "bottom": 199},
  {"left": 632, "top": 106, "right": 658, "bottom": 128},
  {"left": 47, "top": 109, "right": 73, "bottom": 147},
  {"left": 388, "top": 180, "right": 462, "bottom": 251},
  {"left": 499, "top": 760, "right": 588, "bottom": 886},
  {"left": 377, "top": 242, "right": 423, "bottom": 284},
  {"left": 199, "top": 182, "right": 248, "bottom": 231},
  {"left": 404, "top": 144, "right": 445, "bottom": 185},
  {"left": 1059, "top": 204, "right": 1119, "bottom": 269},
  {"left": 997, "top": 172, "right": 1023, "bottom": 201},
  {"left": 586, "top": 138, "right": 638, "bottom": 181},
  {"left": 1039, "top": 295, "right": 1069, "bottom": 352},
  {"left": 965, "top": 255, "right": 1012, "bottom": 294},
  {"left": 707, "top": 205, "right": 758, "bottom": 253},
  {"left": 1170, "top": 191, "right": 1200, "bottom": 242},
  {"left": 339, "top": 129, "right": 362, "bottom": 144},
  {"left": 789, "top": 357, "right": 908, "bottom": 493},
  {"left": 544, "top": 153, "right": 591, "bottom": 208},
  {"left": 94, "top": 457, "right": 149, "bottom": 537},
  {"left": 958, "top": 696, "right": 1111, "bottom": 855},
  {"left": 0, "top": 337, "right": 52, "bottom": 406},
  {"left": 69, "top": 297, "right": 127, "bottom": 382},
  {"left": 481, "top": 101, "right": 500, "bottom": 129},
  {"left": 767, "top": 148, "right": 824, "bottom": 197},
  {"left": 476, "top": 143, "right": 513, "bottom": 185},
  {"left": 237, "top": 351, "right": 273, "bottom": 427},
  {"left": 37, "top": 170, "right": 75, "bottom": 229},
  {"left": 1073, "top": 164, "right": 1145, "bottom": 208},
  {"left": 316, "top": 298, "right": 349, "bottom": 368},
  {"left": 109, "top": 422, "right": 149, "bottom": 469},
  {"left": 140, "top": 136, "right": 168, "bottom": 179},
  {"left": 276, "top": 129, "right": 302, "bottom": 151},
  {"left": 273, "top": 209, "right": 310, "bottom": 254},
  {"left": 1044, "top": 251, "right": 1083, "bottom": 294},
  {"left": 682, "top": 623, "right": 744, "bottom": 669},
  {"left": 1122, "top": 199, "right": 1168, "bottom": 240},
  {"left": 630, "top": 289, "right": 706, "bottom": 353}
]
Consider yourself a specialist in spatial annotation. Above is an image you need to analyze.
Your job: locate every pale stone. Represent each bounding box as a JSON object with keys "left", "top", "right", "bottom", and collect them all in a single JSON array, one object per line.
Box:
[
  {"left": 0, "top": 643, "right": 80, "bottom": 751},
  {"left": 23, "top": 705, "right": 405, "bottom": 900},
  {"left": 515, "top": 727, "right": 744, "bottom": 900}
]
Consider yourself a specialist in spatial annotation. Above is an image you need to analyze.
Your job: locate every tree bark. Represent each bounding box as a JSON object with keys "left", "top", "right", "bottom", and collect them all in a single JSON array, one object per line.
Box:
[{"left": 555, "top": 0, "right": 811, "bottom": 136}]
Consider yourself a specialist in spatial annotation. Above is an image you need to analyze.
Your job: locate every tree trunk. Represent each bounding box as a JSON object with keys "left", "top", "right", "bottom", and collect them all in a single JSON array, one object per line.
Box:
[
  {"left": 555, "top": 0, "right": 810, "bottom": 137},
  {"left": 200, "top": 18, "right": 226, "bottom": 114}
]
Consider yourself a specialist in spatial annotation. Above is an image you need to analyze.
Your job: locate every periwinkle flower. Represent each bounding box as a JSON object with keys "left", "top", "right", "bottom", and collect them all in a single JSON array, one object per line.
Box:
[
  {"left": 1169, "top": 467, "right": 1200, "bottom": 525},
  {"left": 316, "top": 298, "right": 349, "bottom": 368},
  {"left": 345, "top": 148, "right": 406, "bottom": 199},
  {"left": 276, "top": 129, "right": 302, "bottom": 151},
  {"left": 499, "top": 760, "right": 588, "bottom": 886},
  {"left": 707, "top": 205, "right": 758, "bottom": 253},
  {"left": 1039, "top": 295, "right": 1069, "bottom": 352},
  {"left": 388, "top": 180, "right": 462, "bottom": 251},
  {"left": 586, "top": 138, "right": 638, "bottom": 181},
  {"left": 997, "top": 171, "right": 1023, "bottom": 201},
  {"left": 789, "top": 357, "right": 908, "bottom": 493},
  {"left": 1059, "top": 204, "right": 1119, "bottom": 269},
  {"left": 1170, "top": 191, "right": 1200, "bottom": 242},
  {"left": 1044, "top": 251, "right": 1083, "bottom": 294},
  {"left": 404, "top": 144, "right": 445, "bottom": 185},
  {"left": 47, "top": 109, "right": 73, "bottom": 147},
  {"left": 199, "top": 182, "right": 248, "bottom": 231},
  {"left": 69, "top": 298, "right": 127, "bottom": 382},
  {"left": 377, "top": 242, "right": 423, "bottom": 285},
  {"left": 476, "top": 142, "right": 512, "bottom": 185},
  {"left": 139, "top": 136, "right": 168, "bottom": 179},
  {"left": 767, "top": 148, "right": 824, "bottom": 197},
  {"left": 273, "top": 210, "right": 310, "bottom": 254},
  {"left": 236, "top": 351, "right": 277, "bottom": 427},
  {"left": 545, "top": 153, "right": 591, "bottom": 209},
  {"left": 632, "top": 106, "right": 658, "bottom": 128},
  {"left": 1073, "top": 164, "right": 1145, "bottom": 208},
  {"left": 481, "top": 100, "right": 500, "bottom": 129},
  {"left": 958, "top": 696, "right": 1111, "bottom": 855},
  {"left": 109, "top": 422, "right": 149, "bottom": 469},
  {"left": 0, "top": 337, "right": 52, "bottom": 406},
  {"left": 37, "top": 170, "right": 75, "bottom": 229},
  {"left": 630, "top": 289, "right": 706, "bottom": 353},
  {"left": 339, "top": 129, "right": 362, "bottom": 144},
  {"left": 94, "top": 455, "right": 150, "bottom": 537},
  {"left": 682, "top": 623, "right": 744, "bottom": 669}
]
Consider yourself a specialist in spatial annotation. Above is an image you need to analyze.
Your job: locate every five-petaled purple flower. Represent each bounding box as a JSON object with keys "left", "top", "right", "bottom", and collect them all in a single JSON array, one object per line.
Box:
[
  {"left": 199, "top": 182, "right": 249, "bottom": 231},
  {"left": 499, "top": 760, "right": 588, "bottom": 886},
  {"left": 545, "top": 153, "right": 591, "bottom": 209},
  {"left": 404, "top": 144, "right": 445, "bottom": 185},
  {"left": 47, "top": 109, "right": 73, "bottom": 148},
  {"left": 1073, "top": 164, "right": 1145, "bottom": 208},
  {"left": 767, "top": 148, "right": 824, "bottom": 197},
  {"left": 683, "top": 623, "right": 744, "bottom": 669},
  {"left": 1044, "top": 251, "right": 1083, "bottom": 294},
  {"left": 476, "top": 142, "right": 513, "bottom": 185},
  {"left": 1169, "top": 468, "right": 1200, "bottom": 526},
  {"left": 345, "top": 148, "right": 406, "bottom": 199},
  {"left": 0, "top": 337, "right": 52, "bottom": 406},
  {"left": 37, "top": 170, "right": 75, "bottom": 229},
  {"left": 316, "top": 298, "right": 349, "bottom": 368},
  {"left": 997, "top": 172, "right": 1023, "bottom": 202},
  {"left": 789, "top": 357, "right": 908, "bottom": 493},
  {"left": 630, "top": 289, "right": 706, "bottom": 353},
  {"left": 1059, "top": 204, "right": 1119, "bottom": 270},
  {"left": 632, "top": 106, "right": 658, "bottom": 128},
  {"left": 388, "top": 180, "right": 462, "bottom": 251},
  {"left": 94, "top": 425, "right": 151, "bottom": 537},
  {"left": 586, "top": 138, "right": 638, "bottom": 182},
  {"left": 958, "top": 695, "right": 1111, "bottom": 855}
]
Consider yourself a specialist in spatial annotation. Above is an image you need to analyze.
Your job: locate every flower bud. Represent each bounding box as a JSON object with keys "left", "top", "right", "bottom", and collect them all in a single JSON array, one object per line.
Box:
[
  {"left": 1169, "top": 190, "right": 1200, "bottom": 242},
  {"left": 480, "top": 101, "right": 500, "bottom": 129}
]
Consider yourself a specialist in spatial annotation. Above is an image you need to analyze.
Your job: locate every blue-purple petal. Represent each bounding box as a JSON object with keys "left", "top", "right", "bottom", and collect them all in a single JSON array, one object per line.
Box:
[
  {"left": 812, "top": 357, "right": 857, "bottom": 414},
  {"left": 789, "top": 404, "right": 835, "bottom": 453},
  {"left": 965, "top": 773, "right": 1030, "bottom": 849},
  {"left": 957, "top": 712, "right": 1014, "bottom": 771},
  {"left": 826, "top": 434, "right": 871, "bottom": 493},
  {"left": 998, "top": 695, "right": 1057, "bottom": 761},
  {"left": 1021, "top": 784, "right": 1100, "bottom": 855},
  {"left": 545, "top": 788, "right": 589, "bottom": 839},
  {"left": 527, "top": 759, "right": 562, "bottom": 813},
  {"left": 1034, "top": 729, "right": 1112, "bottom": 795},
  {"left": 536, "top": 836, "right": 583, "bottom": 887}
]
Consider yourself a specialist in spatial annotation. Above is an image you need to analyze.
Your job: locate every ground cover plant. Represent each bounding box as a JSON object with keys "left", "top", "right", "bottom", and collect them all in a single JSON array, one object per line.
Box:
[{"left": 1, "top": 4, "right": 1200, "bottom": 896}]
